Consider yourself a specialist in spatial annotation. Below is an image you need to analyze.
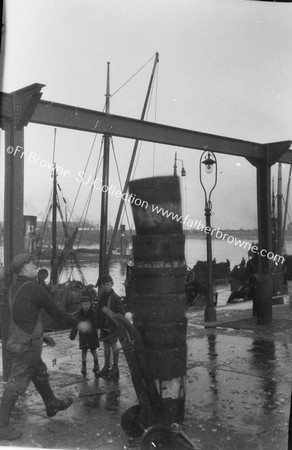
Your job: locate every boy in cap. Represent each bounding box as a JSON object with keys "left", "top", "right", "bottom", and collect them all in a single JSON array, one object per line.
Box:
[
  {"left": 96, "top": 275, "right": 125, "bottom": 378},
  {"left": 0, "top": 252, "right": 89, "bottom": 441},
  {"left": 82, "top": 284, "right": 99, "bottom": 307},
  {"left": 70, "top": 296, "right": 100, "bottom": 376}
]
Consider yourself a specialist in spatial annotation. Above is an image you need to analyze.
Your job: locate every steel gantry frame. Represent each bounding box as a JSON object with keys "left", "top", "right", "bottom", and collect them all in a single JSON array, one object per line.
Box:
[{"left": 1, "top": 83, "right": 292, "bottom": 349}]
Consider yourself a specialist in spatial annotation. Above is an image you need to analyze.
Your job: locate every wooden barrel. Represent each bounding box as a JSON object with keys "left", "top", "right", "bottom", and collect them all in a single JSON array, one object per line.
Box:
[
  {"left": 128, "top": 175, "right": 187, "bottom": 424},
  {"left": 132, "top": 234, "right": 185, "bottom": 262},
  {"left": 132, "top": 293, "right": 186, "bottom": 322},
  {"left": 132, "top": 277, "right": 185, "bottom": 294},
  {"left": 128, "top": 176, "right": 183, "bottom": 235},
  {"left": 144, "top": 343, "right": 187, "bottom": 380},
  {"left": 132, "top": 266, "right": 186, "bottom": 294},
  {"left": 135, "top": 317, "right": 187, "bottom": 348}
]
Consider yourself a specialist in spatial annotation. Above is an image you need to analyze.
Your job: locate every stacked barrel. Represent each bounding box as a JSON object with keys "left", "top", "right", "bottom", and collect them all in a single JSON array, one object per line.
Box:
[{"left": 128, "top": 175, "right": 187, "bottom": 423}]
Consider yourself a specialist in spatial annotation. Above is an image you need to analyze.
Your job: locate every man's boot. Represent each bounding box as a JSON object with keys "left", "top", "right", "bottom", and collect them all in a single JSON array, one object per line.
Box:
[
  {"left": 107, "top": 364, "right": 119, "bottom": 378},
  {"left": 0, "top": 391, "right": 22, "bottom": 440},
  {"left": 46, "top": 398, "right": 73, "bottom": 417},
  {"left": 93, "top": 360, "right": 100, "bottom": 376},
  {"left": 81, "top": 361, "right": 87, "bottom": 376},
  {"left": 33, "top": 376, "right": 73, "bottom": 417},
  {"left": 99, "top": 347, "right": 110, "bottom": 377},
  {"left": 107, "top": 349, "right": 119, "bottom": 378}
]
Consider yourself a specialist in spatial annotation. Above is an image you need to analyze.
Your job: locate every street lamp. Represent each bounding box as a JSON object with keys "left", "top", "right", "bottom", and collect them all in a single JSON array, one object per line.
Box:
[
  {"left": 199, "top": 150, "right": 217, "bottom": 324},
  {"left": 174, "top": 152, "right": 186, "bottom": 177}
]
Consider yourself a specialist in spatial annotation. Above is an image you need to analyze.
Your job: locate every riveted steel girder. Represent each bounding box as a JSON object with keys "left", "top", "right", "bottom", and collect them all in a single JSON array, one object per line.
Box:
[{"left": 1, "top": 86, "right": 291, "bottom": 163}]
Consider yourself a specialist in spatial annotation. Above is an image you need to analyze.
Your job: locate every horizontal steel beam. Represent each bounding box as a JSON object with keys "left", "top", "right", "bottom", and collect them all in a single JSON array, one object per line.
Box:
[
  {"left": 275, "top": 146, "right": 292, "bottom": 164},
  {"left": 1, "top": 89, "right": 292, "bottom": 163},
  {"left": 30, "top": 100, "right": 264, "bottom": 159}
]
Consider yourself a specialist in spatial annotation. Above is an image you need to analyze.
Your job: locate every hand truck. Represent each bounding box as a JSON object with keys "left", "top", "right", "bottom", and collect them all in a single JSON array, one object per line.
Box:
[{"left": 102, "top": 307, "right": 196, "bottom": 450}]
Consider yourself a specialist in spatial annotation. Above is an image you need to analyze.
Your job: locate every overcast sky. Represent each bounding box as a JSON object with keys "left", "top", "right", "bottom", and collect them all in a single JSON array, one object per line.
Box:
[{"left": 1, "top": 0, "right": 292, "bottom": 229}]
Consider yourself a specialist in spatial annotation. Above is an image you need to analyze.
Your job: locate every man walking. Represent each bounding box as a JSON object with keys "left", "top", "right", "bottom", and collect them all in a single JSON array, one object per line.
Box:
[{"left": 0, "top": 252, "right": 88, "bottom": 440}]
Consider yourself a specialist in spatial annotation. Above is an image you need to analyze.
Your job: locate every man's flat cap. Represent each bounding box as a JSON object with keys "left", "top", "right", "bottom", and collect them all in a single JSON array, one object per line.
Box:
[
  {"left": 11, "top": 252, "right": 34, "bottom": 273},
  {"left": 79, "top": 296, "right": 92, "bottom": 304}
]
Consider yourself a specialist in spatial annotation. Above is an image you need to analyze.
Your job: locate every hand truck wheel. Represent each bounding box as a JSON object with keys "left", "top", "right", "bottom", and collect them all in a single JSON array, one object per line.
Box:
[
  {"left": 121, "top": 405, "right": 143, "bottom": 438},
  {"left": 140, "top": 425, "right": 174, "bottom": 449}
]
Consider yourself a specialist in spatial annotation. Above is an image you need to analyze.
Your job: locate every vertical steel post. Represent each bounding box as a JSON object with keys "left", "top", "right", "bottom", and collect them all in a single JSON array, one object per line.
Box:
[
  {"left": 256, "top": 160, "right": 272, "bottom": 325},
  {"left": 2, "top": 121, "right": 24, "bottom": 380},
  {"left": 283, "top": 165, "right": 292, "bottom": 250},
  {"left": 277, "top": 163, "right": 283, "bottom": 256}
]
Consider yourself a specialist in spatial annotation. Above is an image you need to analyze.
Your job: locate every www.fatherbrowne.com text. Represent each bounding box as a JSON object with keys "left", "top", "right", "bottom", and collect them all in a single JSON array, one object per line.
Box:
[
  {"left": 149, "top": 203, "right": 284, "bottom": 264},
  {"left": 10, "top": 147, "right": 282, "bottom": 264}
]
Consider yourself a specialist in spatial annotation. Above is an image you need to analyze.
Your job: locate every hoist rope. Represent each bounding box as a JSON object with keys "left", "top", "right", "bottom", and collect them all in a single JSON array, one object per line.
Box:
[
  {"left": 111, "top": 138, "right": 132, "bottom": 231},
  {"left": 45, "top": 53, "right": 160, "bottom": 279},
  {"left": 61, "top": 137, "right": 104, "bottom": 282},
  {"left": 110, "top": 53, "right": 158, "bottom": 99},
  {"left": 74, "top": 138, "right": 104, "bottom": 248},
  {"left": 65, "top": 133, "right": 101, "bottom": 230},
  {"left": 152, "top": 62, "right": 159, "bottom": 177}
]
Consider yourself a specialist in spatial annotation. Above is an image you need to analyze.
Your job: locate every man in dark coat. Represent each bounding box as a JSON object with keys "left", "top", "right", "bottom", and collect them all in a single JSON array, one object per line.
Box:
[
  {"left": 283, "top": 254, "right": 292, "bottom": 304},
  {"left": 0, "top": 253, "right": 89, "bottom": 441},
  {"left": 243, "top": 252, "right": 259, "bottom": 316},
  {"left": 96, "top": 275, "right": 125, "bottom": 378}
]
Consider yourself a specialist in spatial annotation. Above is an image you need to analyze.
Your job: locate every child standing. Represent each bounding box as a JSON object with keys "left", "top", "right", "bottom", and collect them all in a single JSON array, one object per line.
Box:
[
  {"left": 97, "top": 275, "right": 125, "bottom": 378},
  {"left": 70, "top": 296, "right": 100, "bottom": 376}
]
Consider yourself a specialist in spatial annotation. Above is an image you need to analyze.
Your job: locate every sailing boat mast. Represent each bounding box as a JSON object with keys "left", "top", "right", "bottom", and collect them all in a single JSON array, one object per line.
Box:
[
  {"left": 98, "top": 62, "right": 111, "bottom": 283},
  {"left": 51, "top": 129, "right": 58, "bottom": 284},
  {"left": 271, "top": 176, "right": 277, "bottom": 253},
  {"left": 277, "top": 163, "right": 283, "bottom": 255},
  {"left": 106, "top": 53, "right": 159, "bottom": 269}
]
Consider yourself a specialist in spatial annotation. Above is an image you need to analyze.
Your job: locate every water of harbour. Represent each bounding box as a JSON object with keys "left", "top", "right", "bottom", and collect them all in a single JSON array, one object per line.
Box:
[
  {"left": 2, "top": 236, "right": 290, "bottom": 307},
  {"left": 41, "top": 237, "right": 274, "bottom": 308}
]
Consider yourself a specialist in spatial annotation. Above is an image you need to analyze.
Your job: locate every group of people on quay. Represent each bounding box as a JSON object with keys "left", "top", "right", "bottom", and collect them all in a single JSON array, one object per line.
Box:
[
  {"left": 69, "top": 275, "right": 125, "bottom": 379},
  {"left": 0, "top": 252, "right": 125, "bottom": 441},
  {"left": 2, "top": 249, "right": 292, "bottom": 446}
]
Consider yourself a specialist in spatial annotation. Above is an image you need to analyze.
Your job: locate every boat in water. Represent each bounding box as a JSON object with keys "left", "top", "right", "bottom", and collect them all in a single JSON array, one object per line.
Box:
[
  {"left": 185, "top": 259, "right": 230, "bottom": 308},
  {"left": 227, "top": 256, "right": 252, "bottom": 304},
  {"left": 228, "top": 164, "right": 290, "bottom": 305}
]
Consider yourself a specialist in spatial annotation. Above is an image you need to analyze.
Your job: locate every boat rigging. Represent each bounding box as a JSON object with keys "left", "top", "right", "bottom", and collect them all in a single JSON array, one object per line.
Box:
[{"left": 33, "top": 53, "right": 160, "bottom": 294}]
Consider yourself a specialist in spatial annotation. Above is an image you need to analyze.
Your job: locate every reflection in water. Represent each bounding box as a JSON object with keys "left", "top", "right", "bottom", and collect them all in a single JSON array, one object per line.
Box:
[
  {"left": 39, "top": 239, "right": 240, "bottom": 304},
  {"left": 78, "top": 378, "right": 121, "bottom": 411},
  {"left": 207, "top": 333, "right": 219, "bottom": 420},
  {"left": 208, "top": 334, "right": 218, "bottom": 394},
  {"left": 104, "top": 379, "right": 121, "bottom": 411},
  {"left": 79, "top": 378, "right": 104, "bottom": 408},
  {"left": 250, "top": 339, "right": 277, "bottom": 411}
]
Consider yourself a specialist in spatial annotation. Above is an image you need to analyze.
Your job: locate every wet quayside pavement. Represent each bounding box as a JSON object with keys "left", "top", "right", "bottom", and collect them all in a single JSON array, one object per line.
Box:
[{"left": 0, "top": 300, "right": 292, "bottom": 450}]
